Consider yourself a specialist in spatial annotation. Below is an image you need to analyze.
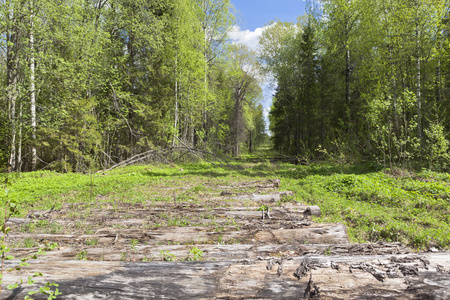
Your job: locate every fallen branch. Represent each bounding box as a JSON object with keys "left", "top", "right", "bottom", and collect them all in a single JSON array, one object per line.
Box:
[
  {"left": 173, "top": 136, "right": 236, "bottom": 169},
  {"left": 102, "top": 150, "right": 158, "bottom": 172}
]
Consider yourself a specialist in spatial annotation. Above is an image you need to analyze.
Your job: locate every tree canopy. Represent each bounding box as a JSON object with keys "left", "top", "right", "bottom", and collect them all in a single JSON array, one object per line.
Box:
[
  {"left": 0, "top": 0, "right": 265, "bottom": 172},
  {"left": 260, "top": 0, "right": 450, "bottom": 169}
]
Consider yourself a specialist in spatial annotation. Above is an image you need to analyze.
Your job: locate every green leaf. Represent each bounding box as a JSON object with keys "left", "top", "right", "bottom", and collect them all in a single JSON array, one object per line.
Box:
[{"left": 7, "top": 282, "right": 19, "bottom": 289}]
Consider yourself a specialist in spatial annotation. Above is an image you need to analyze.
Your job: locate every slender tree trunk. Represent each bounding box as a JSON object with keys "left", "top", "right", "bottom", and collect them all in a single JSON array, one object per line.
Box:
[
  {"left": 415, "top": 24, "right": 422, "bottom": 142},
  {"left": 202, "top": 0, "right": 208, "bottom": 142},
  {"left": 30, "top": 3, "right": 37, "bottom": 171},
  {"left": 173, "top": 36, "right": 179, "bottom": 147},
  {"left": 233, "top": 89, "right": 242, "bottom": 156},
  {"left": 248, "top": 129, "right": 252, "bottom": 153},
  {"left": 345, "top": 45, "right": 350, "bottom": 135},
  {"left": 436, "top": 52, "right": 441, "bottom": 105},
  {"left": 343, "top": 13, "right": 351, "bottom": 138},
  {"left": 18, "top": 101, "right": 22, "bottom": 171},
  {"left": 6, "top": 9, "right": 18, "bottom": 171},
  {"left": 390, "top": 46, "right": 399, "bottom": 134}
]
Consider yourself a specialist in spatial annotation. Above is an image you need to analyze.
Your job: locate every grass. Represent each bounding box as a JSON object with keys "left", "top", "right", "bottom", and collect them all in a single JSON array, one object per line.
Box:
[
  {"left": 1, "top": 160, "right": 449, "bottom": 250},
  {"left": 279, "top": 164, "right": 450, "bottom": 250}
]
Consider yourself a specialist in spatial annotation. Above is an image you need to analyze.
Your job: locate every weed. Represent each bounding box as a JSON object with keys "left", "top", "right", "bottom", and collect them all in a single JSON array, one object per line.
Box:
[
  {"left": 22, "top": 238, "right": 38, "bottom": 248},
  {"left": 76, "top": 250, "right": 88, "bottom": 261},
  {"left": 50, "top": 222, "right": 63, "bottom": 234},
  {"left": 217, "top": 234, "right": 223, "bottom": 244},
  {"left": 257, "top": 205, "right": 269, "bottom": 212},
  {"left": 160, "top": 251, "right": 176, "bottom": 261},
  {"left": 129, "top": 239, "right": 139, "bottom": 261},
  {"left": 129, "top": 239, "right": 139, "bottom": 250},
  {"left": 85, "top": 239, "right": 98, "bottom": 246},
  {"left": 120, "top": 252, "right": 127, "bottom": 261},
  {"left": 185, "top": 247, "right": 203, "bottom": 261},
  {"left": 85, "top": 226, "right": 94, "bottom": 235}
]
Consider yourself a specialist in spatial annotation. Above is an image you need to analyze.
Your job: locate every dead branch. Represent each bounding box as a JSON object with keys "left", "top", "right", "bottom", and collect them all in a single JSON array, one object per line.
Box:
[{"left": 102, "top": 150, "right": 159, "bottom": 172}]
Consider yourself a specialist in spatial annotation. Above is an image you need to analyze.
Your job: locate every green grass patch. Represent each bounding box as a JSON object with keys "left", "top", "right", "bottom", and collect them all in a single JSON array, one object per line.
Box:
[{"left": 1, "top": 160, "right": 449, "bottom": 250}]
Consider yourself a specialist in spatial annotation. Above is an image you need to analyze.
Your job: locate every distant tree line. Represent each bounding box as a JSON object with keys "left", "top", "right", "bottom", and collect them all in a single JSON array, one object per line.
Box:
[
  {"left": 0, "top": 0, "right": 268, "bottom": 172},
  {"left": 260, "top": 0, "right": 450, "bottom": 169}
]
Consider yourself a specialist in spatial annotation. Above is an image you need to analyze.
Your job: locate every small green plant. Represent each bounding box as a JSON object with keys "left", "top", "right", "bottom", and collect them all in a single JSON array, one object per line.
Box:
[
  {"left": 217, "top": 234, "right": 223, "bottom": 244},
  {"left": 22, "top": 238, "right": 38, "bottom": 248},
  {"left": 50, "top": 222, "right": 63, "bottom": 234},
  {"left": 84, "top": 226, "right": 94, "bottom": 235},
  {"left": 25, "top": 282, "right": 61, "bottom": 300},
  {"left": 257, "top": 204, "right": 269, "bottom": 212},
  {"left": 185, "top": 247, "right": 203, "bottom": 261},
  {"left": 129, "top": 239, "right": 139, "bottom": 261},
  {"left": 76, "top": 250, "right": 88, "bottom": 261},
  {"left": 85, "top": 239, "right": 98, "bottom": 246},
  {"left": 129, "top": 239, "right": 139, "bottom": 250},
  {"left": 120, "top": 252, "right": 127, "bottom": 261},
  {"left": 160, "top": 251, "right": 176, "bottom": 261}
]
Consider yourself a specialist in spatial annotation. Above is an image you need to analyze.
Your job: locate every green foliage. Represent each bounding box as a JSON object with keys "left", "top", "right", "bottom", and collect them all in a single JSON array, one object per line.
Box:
[
  {"left": 259, "top": 0, "right": 450, "bottom": 167},
  {"left": 160, "top": 250, "right": 176, "bottom": 261},
  {"left": 185, "top": 247, "right": 203, "bottom": 261},
  {"left": 5, "top": 160, "right": 450, "bottom": 251},
  {"left": 1, "top": 0, "right": 248, "bottom": 172},
  {"left": 284, "top": 165, "right": 450, "bottom": 250},
  {"left": 424, "top": 122, "right": 449, "bottom": 170},
  {"left": 76, "top": 250, "right": 87, "bottom": 261},
  {"left": 257, "top": 205, "right": 269, "bottom": 212},
  {"left": 1, "top": 178, "right": 60, "bottom": 297}
]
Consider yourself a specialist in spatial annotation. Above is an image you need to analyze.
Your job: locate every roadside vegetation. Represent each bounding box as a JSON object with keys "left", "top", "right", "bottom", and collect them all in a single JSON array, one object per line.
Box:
[{"left": 1, "top": 159, "right": 449, "bottom": 251}]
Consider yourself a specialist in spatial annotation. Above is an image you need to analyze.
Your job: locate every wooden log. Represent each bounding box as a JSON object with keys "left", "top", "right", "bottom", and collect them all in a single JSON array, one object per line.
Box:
[
  {"left": 11, "top": 242, "right": 410, "bottom": 262},
  {"left": 2, "top": 253, "right": 449, "bottom": 299},
  {"left": 4, "top": 223, "right": 349, "bottom": 246},
  {"left": 231, "top": 192, "right": 293, "bottom": 202},
  {"left": 6, "top": 205, "right": 321, "bottom": 228}
]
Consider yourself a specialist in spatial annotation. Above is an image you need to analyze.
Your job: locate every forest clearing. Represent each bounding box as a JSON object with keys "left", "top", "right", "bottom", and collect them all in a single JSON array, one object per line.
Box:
[
  {"left": 1, "top": 158, "right": 450, "bottom": 298},
  {"left": 0, "top": 0, "right": 450, "bottom": 298}
]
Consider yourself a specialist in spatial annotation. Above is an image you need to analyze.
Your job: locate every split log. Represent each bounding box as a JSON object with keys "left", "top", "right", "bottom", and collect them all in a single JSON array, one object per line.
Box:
[
  {"left": 10, "top": 242, "right": 410, "bottom": 262},
  {"left": 7, "top": 205, "right": 321, "bottom": 229},
  {"left": 2, "top": 253, "right": 450, "bottom": 299},
  {"left": 4, "top": 223, "right": 349, "bottom": 246},
  {"left": 231, "top": 192, "right": 294, "bottom": 202}
]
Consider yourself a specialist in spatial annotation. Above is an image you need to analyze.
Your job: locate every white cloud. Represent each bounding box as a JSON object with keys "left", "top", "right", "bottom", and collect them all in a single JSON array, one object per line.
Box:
[
  {"left": 263, "top": 106, "right": 271, "bottom": 119},
  {"left": 228, "top": 24, "right": 275, "bottom": 51}
]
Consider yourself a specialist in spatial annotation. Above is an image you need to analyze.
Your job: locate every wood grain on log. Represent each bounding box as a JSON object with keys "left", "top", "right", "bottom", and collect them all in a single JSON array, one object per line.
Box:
[
  {"left": 8, "top": 242, "right": 411, "bottom": 262},
  {"left": 2, "top": 253, "right": 449, "bottom": 299},
  {"left": 4, "top": 223, "right": 348, "bottom": 246}
]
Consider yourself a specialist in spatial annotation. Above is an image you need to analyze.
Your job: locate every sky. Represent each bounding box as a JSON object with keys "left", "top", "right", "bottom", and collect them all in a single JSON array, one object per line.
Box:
[{"left": 229, "top": 0, "right": 307, "bottom": 131}]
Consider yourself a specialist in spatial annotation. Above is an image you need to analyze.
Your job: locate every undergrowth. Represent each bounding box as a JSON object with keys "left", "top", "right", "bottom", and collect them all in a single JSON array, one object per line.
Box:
[{"left": 1, "top": 161, "right": 449, "bottom": 250}]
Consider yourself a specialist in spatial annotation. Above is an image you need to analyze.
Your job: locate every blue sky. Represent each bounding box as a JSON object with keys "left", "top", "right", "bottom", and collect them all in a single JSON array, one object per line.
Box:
[
  {"left": 232, "top": 0, "right": 307, "bottom": 31},
  {"left": 229, "top": 1, "right": 307, "bottom": 131}
]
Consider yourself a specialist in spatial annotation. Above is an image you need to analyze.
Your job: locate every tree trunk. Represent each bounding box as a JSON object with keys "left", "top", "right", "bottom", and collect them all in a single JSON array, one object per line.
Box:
[
  {"left": 416, "top": 24, "right": 422, "bottom": 142},
  {"left": 173, "top": 38, "right": 179, "bottom": 147},
  {"left": 390, "top": 46, "right": 399, "bottom": 135},
  {"left": 17, "top": 101, "right": 22, "bottom": 171},
  {"left": 6, "top": 12, "right": 18, "bottom": 171},
  {"left": 30, "top": 3, "right": 37, "bottom": 171},
  {"left": 345, "top": 41, "right": 351, "bottom": 136}
]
